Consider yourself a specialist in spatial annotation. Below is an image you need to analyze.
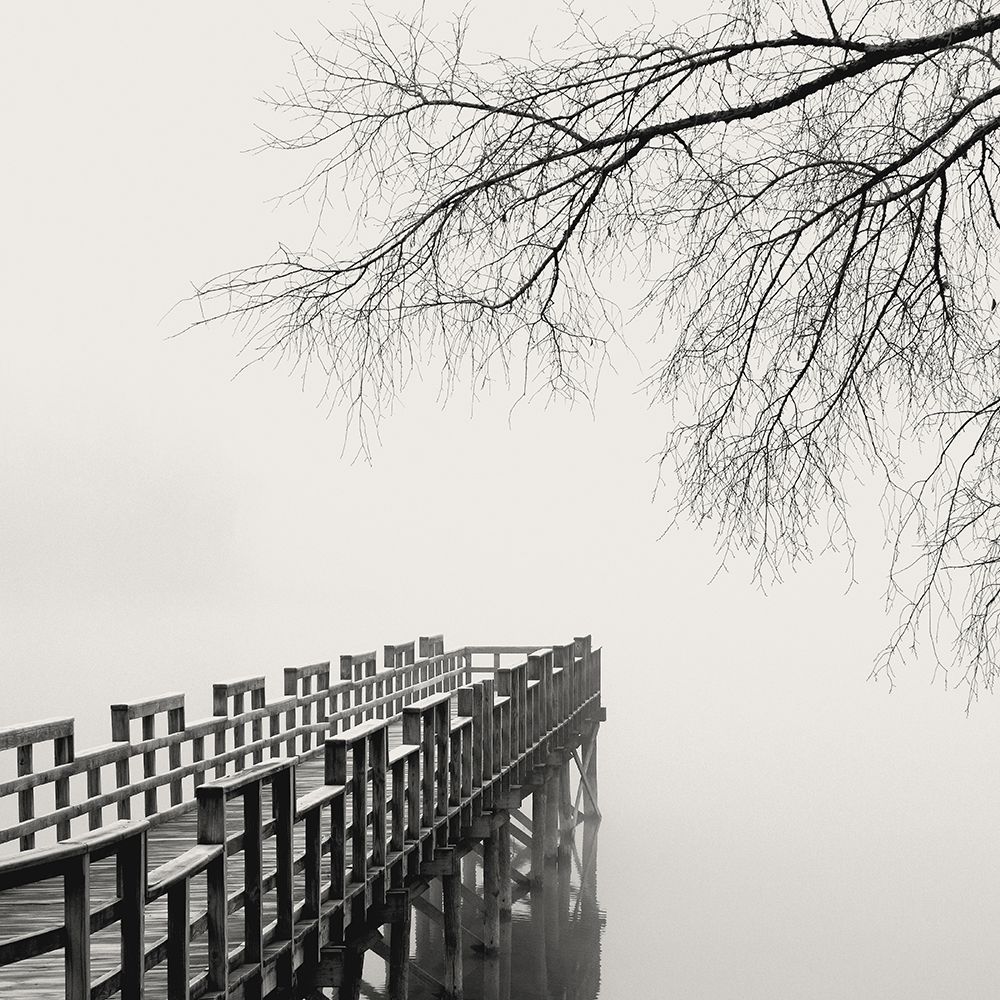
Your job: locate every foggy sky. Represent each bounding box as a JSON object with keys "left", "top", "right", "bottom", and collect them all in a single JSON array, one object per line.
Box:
[{"left": 3, "top": 4, "right": 1000, "bottom": 998}]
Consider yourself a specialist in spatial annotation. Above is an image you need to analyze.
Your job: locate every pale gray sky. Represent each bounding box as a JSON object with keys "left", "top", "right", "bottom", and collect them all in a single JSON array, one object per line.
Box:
[{"left": 3, "top": 4, "right": 1000, "bottom": 997}]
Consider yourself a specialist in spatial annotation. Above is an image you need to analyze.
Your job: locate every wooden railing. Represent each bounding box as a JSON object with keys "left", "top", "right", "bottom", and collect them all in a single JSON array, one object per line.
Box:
[
  {"left": 0, "top": 636, "right": 480, "bottom": 851},
  {"left": 0, "top": 636, "right": 602, "bottom": 999}
]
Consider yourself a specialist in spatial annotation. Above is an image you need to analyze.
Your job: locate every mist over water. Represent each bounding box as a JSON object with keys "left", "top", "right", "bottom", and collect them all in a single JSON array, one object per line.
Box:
[{"left": 4, "top": 4, "right": 1000, "bottom": 998}]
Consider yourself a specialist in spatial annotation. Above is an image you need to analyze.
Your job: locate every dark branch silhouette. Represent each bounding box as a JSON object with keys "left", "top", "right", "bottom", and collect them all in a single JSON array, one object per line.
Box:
[{"left": 197, "top": 0, "right": 1000, "bottom": 703}]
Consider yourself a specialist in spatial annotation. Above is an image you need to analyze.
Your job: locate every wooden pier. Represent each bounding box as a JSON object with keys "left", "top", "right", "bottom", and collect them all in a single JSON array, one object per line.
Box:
[{"left": 0, "top": 635, "right": 603, "bottom": 998}]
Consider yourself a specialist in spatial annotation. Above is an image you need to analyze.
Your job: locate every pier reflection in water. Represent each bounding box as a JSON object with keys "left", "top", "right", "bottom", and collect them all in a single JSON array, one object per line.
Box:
[{"left": 356, "top": 820, "right": 603, "bottom": 1000}]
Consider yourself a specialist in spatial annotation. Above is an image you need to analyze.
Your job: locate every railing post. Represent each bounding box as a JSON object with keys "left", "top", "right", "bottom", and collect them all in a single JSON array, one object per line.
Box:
[
  {"left": 167, "top": 878, "right": 191, "bottom": 1000},
  {"left": 325, "top": 737, "right": 348, "bottom": 939},
  {"left": 273, "top": 765, "right": 295, "bottom": 979},
  {"left": 480, "top": 677, "right": 495, "bottom": 790},
  {"left": 434, "top": 699, "right": 450, "bottom": 830},
  {"left": 111, "top": 706, "right": 132, "bottom": 820},
  {"left": 402, "top": 711, "right": 422, "bottom": 877},
  {"left": 303, "top": 803, "right": 322, "bottom": 921},
  {"left": 64, "top": 850, "right": 91, "bottom": 1000},
  {"left": 371, "top": 723, "right": 388, "bottom": 904},
  {"left": 527, "top": 651, "right": 546, "bottom": 747},
  {"left": 517, "top": 662, "right": 529, "bottom": 765},
  {"left": 243, "top": 780, "right": 264, "bottom": 982},
  {"left": 390, "top": 748, "right": 406, "bottom": 889},
  {"left": 119, "top": 826, "right": 147, "bottom": 999},
  {"left": 494, "top": 668, "right": 514, "bottom": 777},
  {"left": 196, "top": 785, "right": 228, "bottom": 995},
  {"left": 403, "top": 704, "right": 434, "bottom": 861}
]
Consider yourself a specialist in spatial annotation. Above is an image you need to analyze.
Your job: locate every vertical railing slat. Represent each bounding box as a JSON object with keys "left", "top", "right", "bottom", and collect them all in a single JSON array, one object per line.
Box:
[
  {"left": 251, "top": 686, "right": 265, "bottom": 765},
  {"left": 167, "top": 705, "right": 185, "bottom": 807},
  {"left": 53, "top": 731, "right": 74, "bottom": 841},
  {"left": 142, "top": 714, "right": 157, "bottom": 816},
  {"left": 111, "top": 707, "right": 131, "bottom": 820},
  {"left": 16, "top": 743, "right": 34, "bottom": 850}
]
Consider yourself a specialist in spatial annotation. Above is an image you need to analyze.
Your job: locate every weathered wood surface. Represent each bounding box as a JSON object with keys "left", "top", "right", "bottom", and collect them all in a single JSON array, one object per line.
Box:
[{"left": 0, "top": 637, "right": 603, "bottom": 999}]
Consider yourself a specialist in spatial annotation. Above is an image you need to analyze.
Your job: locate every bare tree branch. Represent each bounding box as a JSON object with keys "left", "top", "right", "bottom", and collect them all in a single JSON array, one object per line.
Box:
[{"left": 196, "top": 0, "right": 1000, "bottom": 703}]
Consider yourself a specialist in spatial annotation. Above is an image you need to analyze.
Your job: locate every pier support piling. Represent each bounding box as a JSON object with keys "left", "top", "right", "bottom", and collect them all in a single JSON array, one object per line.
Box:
[
  {"left": 483, "top": 830, "right": 501, "bottom": 952},
  {"left": 558, "top": 761, "right": 573, "bottom": 854},
  {"left": 387, "top": 889, "right": 411, "bottom": 1000},
  {"left": 531, "top": 786, "right": 546, "bottom": 887},
  {"left": 341, "top": 943, "right": 364, "bottom": 1000},
  {"left": 442, "top": 871, "right": 464, "bottom": 999},
  {"left": 544, "top": 775, "right": 560, "bottom": 860},
  {"left": 498, "top": 820, "right": 512, "bottom": 914},
  {"left": 582, "top": 725, "right": 599, "bottom": 819}
]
